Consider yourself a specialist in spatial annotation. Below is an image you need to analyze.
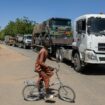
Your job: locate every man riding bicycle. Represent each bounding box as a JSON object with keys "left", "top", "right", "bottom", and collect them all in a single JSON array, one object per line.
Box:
[{"left": 35, "top": 40, "right": 54, "bottom": 99}]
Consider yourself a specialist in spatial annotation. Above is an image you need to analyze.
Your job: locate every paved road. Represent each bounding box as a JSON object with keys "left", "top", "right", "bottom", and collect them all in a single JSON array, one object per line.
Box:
[{"left": 0, "top": 45, "right": 105, "bottom": 105}]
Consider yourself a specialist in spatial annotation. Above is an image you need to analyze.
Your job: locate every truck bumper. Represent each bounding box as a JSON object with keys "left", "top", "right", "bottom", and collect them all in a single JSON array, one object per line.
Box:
[
  {"left": 85, "top": 50, "right": 105, "bottom": 64},
  {"left": 25, "top": 43, "right": 31, "bottom": 47}
]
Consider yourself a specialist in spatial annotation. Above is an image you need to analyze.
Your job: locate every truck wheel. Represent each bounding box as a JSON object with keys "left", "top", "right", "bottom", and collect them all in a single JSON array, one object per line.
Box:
[
  {"left": 73, "top": 53, "right": 82, "bottom": 72},
  {"left": 19, "top": 43, "right": 22, "bottom": 48},
  {"left": 23, "top": 44, "right": 26, "bottom": 49},
  {"left": 56, "top": 49, "right": 60, "bottom": 61},
  {"left": 59, "top": 49, "right": 63, "bottom": 62}
]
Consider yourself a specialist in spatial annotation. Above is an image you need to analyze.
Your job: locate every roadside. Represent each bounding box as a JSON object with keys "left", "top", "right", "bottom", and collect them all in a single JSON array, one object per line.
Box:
[
  {"left": 0, "top": 44, "right": 35, "bottom": 105},
  {"left": 0, "top": 44, "right": 27, "bottom": 61},
  {"left": 0, "top": 44, "right": 35, "bottom": 84}
]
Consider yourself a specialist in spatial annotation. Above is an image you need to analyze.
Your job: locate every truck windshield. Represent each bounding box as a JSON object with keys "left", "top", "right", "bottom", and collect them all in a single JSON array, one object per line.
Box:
[
  {"left": 52, "top": 19, "right": 71, "bottom": 26},
  {"left": 88, "top": 17, "right": 105, "bottom": 34},
  {"left": 26, "top": 36, "right": 32, "bottom": 39}
]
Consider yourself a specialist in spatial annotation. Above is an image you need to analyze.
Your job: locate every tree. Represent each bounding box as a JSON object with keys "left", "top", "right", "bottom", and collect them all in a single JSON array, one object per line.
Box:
[
  {"left": 0, "top": 30, "right": 5, "bottom": 40},
  {"left": 3, "top": 17, "right": 36, "bottom": 37},
  {"left": 4, "top": 21, "right": 16, "bottom": 36}
]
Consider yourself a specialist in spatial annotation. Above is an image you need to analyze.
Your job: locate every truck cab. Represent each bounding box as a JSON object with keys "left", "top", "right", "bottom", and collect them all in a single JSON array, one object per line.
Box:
[
  {"left": 14, "top": 34, "right": 32, "bottom": 49},
  {"left": 23, "top": 34, "right": 32, "bottom": 49},
  {"left": 73, "top": 14, "right": 105, "bottom": 71}
]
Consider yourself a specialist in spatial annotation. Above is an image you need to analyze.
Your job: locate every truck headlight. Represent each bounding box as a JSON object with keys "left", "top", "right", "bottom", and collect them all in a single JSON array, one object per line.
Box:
[{"left": 86, "top": 50, "right": 97, "bottom": 60}]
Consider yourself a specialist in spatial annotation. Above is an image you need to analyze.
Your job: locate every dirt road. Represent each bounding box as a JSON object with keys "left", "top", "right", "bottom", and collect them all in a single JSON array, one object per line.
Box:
[
  {"left": 0, "top": 44, "right": 35, "bottom": 105},
  {"left": 0, "top": 44, "right": 105, "bottom": 105}
]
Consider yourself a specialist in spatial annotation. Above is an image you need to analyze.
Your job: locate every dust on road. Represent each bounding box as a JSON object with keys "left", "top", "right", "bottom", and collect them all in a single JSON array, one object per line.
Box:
[
  {"left": 0, "top": 44, "right": 35, "bottom": 83},
  {"left": 0, "top": 44, "right": 36, "bottom": 105},
  {"left": 0, "top": 44, "right": 27, "bottom": 61}
]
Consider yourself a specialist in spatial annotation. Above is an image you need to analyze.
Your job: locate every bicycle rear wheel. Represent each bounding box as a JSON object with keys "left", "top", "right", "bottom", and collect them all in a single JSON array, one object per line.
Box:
[
  {"left": 22, "top": 85, "right": 40, "bottom": 101},
  {"left": 58, "top": 86, "right": 75, "bottom": 103}
]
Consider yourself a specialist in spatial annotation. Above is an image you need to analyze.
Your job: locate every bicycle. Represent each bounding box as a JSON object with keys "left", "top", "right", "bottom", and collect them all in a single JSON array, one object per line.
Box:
[{"left": 22, "top": 61, "right": 76, "bottom": 103}]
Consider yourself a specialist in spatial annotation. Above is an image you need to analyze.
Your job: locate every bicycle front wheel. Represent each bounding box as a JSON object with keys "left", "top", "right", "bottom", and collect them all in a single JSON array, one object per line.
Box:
[
  {"left": 58, "top": 86, "right": 75, "bottom": 103},
  {"left": 22, "top": 85, "right": 39, "bottom": 101}
]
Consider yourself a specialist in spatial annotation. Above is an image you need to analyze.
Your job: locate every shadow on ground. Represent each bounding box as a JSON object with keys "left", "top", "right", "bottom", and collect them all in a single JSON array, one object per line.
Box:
[
  {"left": 60, "top": 59, "right": 105, "bottom": 75},
  {"left": 80, "top": 65, "right": 105, "bottom": 75}
]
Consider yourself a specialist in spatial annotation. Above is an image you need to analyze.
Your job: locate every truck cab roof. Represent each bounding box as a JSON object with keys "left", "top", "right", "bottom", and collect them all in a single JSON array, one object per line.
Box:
[
  {"left": 75, "top": 14, "right": 105, "bottom": 21},
  {"left": 24, "top": 34, "right": 32, "bottom": 36}
]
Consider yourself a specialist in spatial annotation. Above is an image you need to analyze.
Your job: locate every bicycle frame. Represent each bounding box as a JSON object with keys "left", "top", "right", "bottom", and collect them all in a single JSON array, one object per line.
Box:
[
  {"left": 34, "top": 62, "right": 64, "bottom": 96},
  {"left": 50, "top": 67, "right": 64, "bottom": 88}
]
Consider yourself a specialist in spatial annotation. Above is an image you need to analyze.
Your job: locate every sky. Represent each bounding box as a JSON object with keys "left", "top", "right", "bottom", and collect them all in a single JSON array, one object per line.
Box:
[{"left": 0, "top": 0, "right": 105, "bottom": 29}]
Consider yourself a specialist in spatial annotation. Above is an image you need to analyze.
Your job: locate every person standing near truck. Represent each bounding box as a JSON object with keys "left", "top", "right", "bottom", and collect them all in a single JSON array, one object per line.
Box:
[{"left": 35, "top": 41, "right": 54, "bottom": 99}]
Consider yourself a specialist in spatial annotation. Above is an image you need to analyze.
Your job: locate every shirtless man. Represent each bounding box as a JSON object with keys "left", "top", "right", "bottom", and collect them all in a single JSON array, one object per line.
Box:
[{"left": 35, "top": 41, "right": 54, "bottom": 99}]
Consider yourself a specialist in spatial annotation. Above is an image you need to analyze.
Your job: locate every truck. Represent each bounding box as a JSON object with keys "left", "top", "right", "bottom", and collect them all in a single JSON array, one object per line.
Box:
[
  {"left": 71, "top": 14, "right": 105, "bottom": 72},
  {"left": 32, "top": 17, "right": 73, "bottom": 56},
  {"left": 32, "top": 14, "right": 105, "bottom": 72},
  {"left": 14, "top": 34, "right": 32, "bottom": 49},
  {"left": 4, "top": 35, "right": 15, "bottom": 46}
]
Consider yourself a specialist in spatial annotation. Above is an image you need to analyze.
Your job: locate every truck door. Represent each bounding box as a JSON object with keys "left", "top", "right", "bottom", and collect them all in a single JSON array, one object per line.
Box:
[{"left": 76, "top": 19, "right": 87, "bottom": 54}]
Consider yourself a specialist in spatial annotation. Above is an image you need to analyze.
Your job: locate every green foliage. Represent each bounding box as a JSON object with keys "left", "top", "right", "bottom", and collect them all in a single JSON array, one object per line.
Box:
[
  {"left": 2, "top": 17, "right": 35, "bottom": 38},
  {"left": 4, "top": 21, "right": 16, "bottom": 36},
  {"left": 0, "top": 30, "right": 5, "bottom": 40}
]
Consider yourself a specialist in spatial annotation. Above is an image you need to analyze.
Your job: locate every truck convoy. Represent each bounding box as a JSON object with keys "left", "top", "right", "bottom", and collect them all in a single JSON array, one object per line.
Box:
[
  {"left": 14, "top": 34, "right": 32, "bottom": 49},
  {"left": 32, "top": 14, "right": 105, "bottom": 72}
]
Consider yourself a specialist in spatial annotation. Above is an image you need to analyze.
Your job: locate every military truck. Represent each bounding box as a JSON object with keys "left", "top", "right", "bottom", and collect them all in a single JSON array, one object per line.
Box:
[{"left": 32, "top": 17, "right": 73, "bottom": 57}]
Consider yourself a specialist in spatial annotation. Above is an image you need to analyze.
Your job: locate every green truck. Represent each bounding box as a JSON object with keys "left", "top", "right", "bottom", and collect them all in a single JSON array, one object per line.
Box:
[{"left": 32, "top": 17, "right": 73, "bottom": 59}]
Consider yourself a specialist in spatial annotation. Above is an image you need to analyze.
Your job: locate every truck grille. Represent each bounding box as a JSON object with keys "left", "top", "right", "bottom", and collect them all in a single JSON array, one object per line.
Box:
[
  {"left": 99, "top": 57, "right": 105, "bottom": 61},
  {"left": 98, "top": 43, "right": 105, "bottom": 51}
]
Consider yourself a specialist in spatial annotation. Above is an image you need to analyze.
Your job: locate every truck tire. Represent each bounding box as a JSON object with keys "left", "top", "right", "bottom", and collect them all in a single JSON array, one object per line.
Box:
[
  {"left": 18, "top": 43, "right": 22, "bottom": 48},
  {"left": 23, "top": 44, "right": 26, "bottom": 49},
  {"left": 73, "top": 53, "right": 82, "bottom": 72},
  {"left": 59, "top": 49, "right": 64, "bottom": 62},
  {"left": 56, "top": 49, "right": 63, "bottom": 62},
  {"left": 56, "top": 49, "right": 60, "bottom": 61}
]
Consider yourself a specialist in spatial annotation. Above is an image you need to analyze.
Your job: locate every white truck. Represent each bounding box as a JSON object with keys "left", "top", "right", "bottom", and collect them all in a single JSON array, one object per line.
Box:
[
  {"left": 14, "top": 34, "right": 32, "bottom": 49},
  {"left": 57, "top": 14, "right": 105, "bottom": 72}
]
